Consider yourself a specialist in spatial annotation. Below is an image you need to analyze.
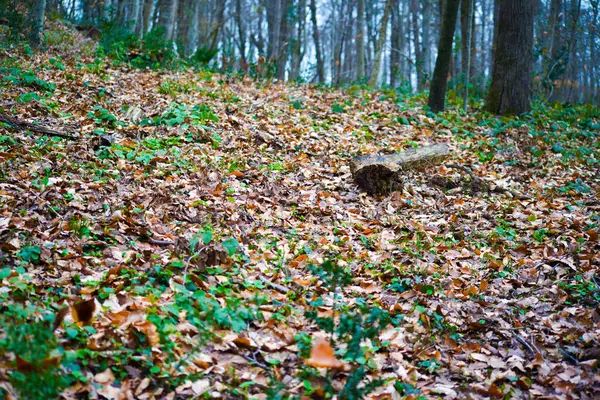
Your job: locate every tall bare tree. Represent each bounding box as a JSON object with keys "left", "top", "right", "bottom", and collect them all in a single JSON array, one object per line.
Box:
[
  {"left": 428, "top": 0, "right": 460, "bottom": 112},
  {"left": 356, "top": 0, "right": 366, "bottom": 80},
  {"left": 309, "top": 0, "right": 325, "bottom": 82},
  {"left": 368, "top": 0, "right": 393, "bottom": 86},
  {"left": 486, "top": 0, "right": 535, "bottom": 114},
  {"left": 29, "top": 0, "right": 46, "bottom": 48}
]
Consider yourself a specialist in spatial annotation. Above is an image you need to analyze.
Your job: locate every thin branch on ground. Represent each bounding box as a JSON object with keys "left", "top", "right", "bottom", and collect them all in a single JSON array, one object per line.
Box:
[{"left": 0, "top": 112, "right": 78, "bottom": 141}]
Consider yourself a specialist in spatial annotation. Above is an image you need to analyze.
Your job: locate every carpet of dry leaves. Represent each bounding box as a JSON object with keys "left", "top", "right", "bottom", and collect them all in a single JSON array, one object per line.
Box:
[{"left": 1, "top": 29, "right": 599, "bottom": 400}]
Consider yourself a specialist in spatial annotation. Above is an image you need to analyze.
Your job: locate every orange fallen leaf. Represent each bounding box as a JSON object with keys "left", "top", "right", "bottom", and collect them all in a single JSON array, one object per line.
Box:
[
  {"left": 305, "top": 338, "right": 347, "bottom": 370},
  {"left": 132, "top": 320, "right": 161, "bottom": 347},
  {"left": 72, "top": 298, "right": 96, "bottom": 326}
]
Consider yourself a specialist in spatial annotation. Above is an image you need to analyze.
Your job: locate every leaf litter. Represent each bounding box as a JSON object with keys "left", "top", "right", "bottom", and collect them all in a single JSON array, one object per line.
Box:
[{"left": 0, "top": 38, "right": 599, "bottom": 399}]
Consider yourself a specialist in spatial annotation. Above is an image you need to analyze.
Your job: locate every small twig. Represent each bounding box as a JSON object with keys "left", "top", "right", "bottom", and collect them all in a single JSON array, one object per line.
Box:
[
  {"left": 0, "top": 112, "right": 78, "bottom": 141},
  {"left": 512, "top": 332, "right": 537, "bottom": 356},
  {"left": 446, "top": 163, "right": 530, "bottom": 200},
  {"left": 183, "top": 246, "right": 207, "bottom": 284},
  {"left": 148, "top": 237, "right": 176, "bottom": 246},
  {"left": 242, "top": 350, "right": 271, "bottom": 371},
  {"left": 259, "top": 275, "right": 291, "bottom": 294},
  {"left": 559, "top": 347, "right": 580, "bottom": 365}
]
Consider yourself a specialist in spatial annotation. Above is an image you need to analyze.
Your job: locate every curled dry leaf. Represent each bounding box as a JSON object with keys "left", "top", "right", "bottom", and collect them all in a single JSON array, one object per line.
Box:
[
  {"left": 305, "top": 338, "right": 348, "bottom": 370},
  {"left": 132, "top": 320, "right": 161, "bottom": 347},
  {"left": 72, "top": 298, "right": 96, "bottom": 326}
]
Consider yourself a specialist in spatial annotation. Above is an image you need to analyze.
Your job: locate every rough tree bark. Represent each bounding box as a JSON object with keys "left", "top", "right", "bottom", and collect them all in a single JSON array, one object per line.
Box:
[
  {"left": 428, "top": 0, "right": 460, "bottom": 113},
  {"left": 351, "top": 144, "right": 451, "bottom": 195},
  {"left": 485, "top": 0, "right": 535, "bottom": 115},
  {"left": 309, "top": 0, "right": 325, "bottom": 83},
  {"left": 28, "top": 0, "right": 47, "bottom": 49}
]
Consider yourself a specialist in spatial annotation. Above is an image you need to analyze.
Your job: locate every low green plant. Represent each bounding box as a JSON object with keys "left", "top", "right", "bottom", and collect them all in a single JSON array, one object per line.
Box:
[
  {"left": 300, "top": 260, "right": 392, "bottom": 399},
  {"left": 0, "top": 303, "right": 70, "bottom": 400},
  {"left": 148, "top": 102, "right": 218, "bottom": 128},
  {"left": 88, "top": 106, "right": 124, "bottom": 128}
]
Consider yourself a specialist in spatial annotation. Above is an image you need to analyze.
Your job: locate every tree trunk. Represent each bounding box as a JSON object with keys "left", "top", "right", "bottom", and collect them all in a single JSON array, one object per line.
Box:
[
  {"left": 276, "top": 0, "right": 291, "bottom": 80},
  {"left": 485, "top": 0, "right": 535, "bottom": 115},
  {"left": 235, "top": 0, "right": 247, "bottom": 65},
  {"left": 460, "top": 0, "right": 470, "bottom": 89},
  {"left": 131, "top": 0, "right": 142, "bottom": 35},
  {"left": 410, "top": 0, "right": 423, "bottom": 89},
  {"left": 422, "top": 0, "right": 432, "bottom": 83},
  {"left": 356, "top": 0, "right": 366, "bottom": 80},
  {"left": 29, "top": 0, "right": 47, "bottom": 49},
  {"left": 103, "top": 0, "right": 113, "bottom": 20},
  {"left": 428, "top": 0, "right": 460, "bottom": 113},
  {"left": 176, "top": 0, "right": 191, "bottom": 54},
  {"left": 208, "top": 0, "right": 226, "bottom": 50},
  {"left": 368, "top": 0, "right": 393, "bottom": 87},
  {"left": 290, "top": 0, "right": 306, "bottom": 80},
  {"left": 140, "top": 0, "right": 153, "bottom": 33},
  {"left": 267, "top": 0, "right": 281, "bottom": 59},
  {"left": 341, "top": 0, "right": 355, "bottom": 83},
  {"left": 309, "top": 0, "right": 325, "bottom": 83},
  {"left": 389, "top": 0, "right": 401, "bottom": 87}
]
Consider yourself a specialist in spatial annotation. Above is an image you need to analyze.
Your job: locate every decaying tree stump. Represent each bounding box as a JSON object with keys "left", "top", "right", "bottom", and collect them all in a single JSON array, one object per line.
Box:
[{"left": 351, "top": 144, "right": 451, "bottom": 194}]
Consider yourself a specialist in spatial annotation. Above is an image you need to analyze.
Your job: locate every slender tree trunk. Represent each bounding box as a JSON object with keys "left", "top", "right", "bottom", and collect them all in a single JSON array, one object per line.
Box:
[
  {"left": 341, "top": 0, "right": 355, "bottom": 82},
  {"left": 486, "top": 0, "right": 535, "bottom": 115},
  {"left": 267, "top": 0, "right": 281, "bottom": 59},
  {"left": 103, "top": 0, "right": 113, "bottom": 20},
  {"left": 29, "top": 0, "right": 47, "bottom": 49},
  {"left": 460, "top": 0, "right": 469, "bottom": 88},
  {"left": 176, "top": 0, "right": 191, "bottom": 54},
  {"left": 131, "top": 0, "right": 141, "bottom": 34},
  {"left": 390, "top": 0, "right": 401, "bottom": 87},
  {"left": 368, "top": 0, "right": 393, "bottom": 86},
  {"left": 208, "top": 0, "right": 225, "bottom": 50},
  {"left": 479, "top": 0, "right": 486, "bottom": 82},
  {"left": 422, "top": 0, "right": 432, "bottom": 83},
  {"left": 290, "top": 0, "right": 306, "bottom": 80},
  {"left": 591, "top": 2, "right": 598, "bottom": 104},
  {"left": 332, "top": 1, "right": 344, "bottom": 84},
  {"left": 428, "top": 0, "right": 460, "bottom": 112},
  {"left": 235, "top": 0, "right": 247, "bottom": 65},
  {"left": 410, "top": 0, "right": 423, "bottom": 89},
  {"left": 356, "top": 0, "right": 366, "bottom": 79},
  {"left": 309, "top": 0, "right": 325, "bottom": 82},
  {"left": 141, "top": 0, "right": 154, "bottom": 34},
  {"left": 463, "top": 0, "right": 474, "bottom": 109},
  {"left": 166, "top": 0, "right": 178, "bottom": 41},
  {"left": 276, "top": 0, "right": 291, "bottom": 80}
]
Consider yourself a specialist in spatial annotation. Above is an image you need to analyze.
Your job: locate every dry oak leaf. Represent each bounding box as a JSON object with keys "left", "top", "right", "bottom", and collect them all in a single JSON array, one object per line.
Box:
[
  {"left": 72, "top": 298, "right": 96, "bottom": 326},
  {"left": 305, "top": 338, "right": 348, "bottom": 370},
  {"left": 132, "top": 320, "right": 161, "bottom": 347}
]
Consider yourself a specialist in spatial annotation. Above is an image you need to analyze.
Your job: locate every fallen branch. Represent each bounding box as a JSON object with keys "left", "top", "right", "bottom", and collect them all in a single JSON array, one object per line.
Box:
[
  {"left": 351, "top": 144, "right": 451, "bottom": 195},
  {"left": 0, "top": 112, "right": 78, "bottom": 141},
  {"left": 259, "top": 275, "right": 292, "bottom": 294},
  {"left": 447, "top": 164, "right": 530, "bottom": 200}
]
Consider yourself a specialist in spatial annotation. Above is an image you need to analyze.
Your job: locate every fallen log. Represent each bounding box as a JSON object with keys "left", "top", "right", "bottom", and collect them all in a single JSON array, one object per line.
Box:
[
  {"left": 0, "top": 112, "right": 78, "bottom": 141},
  {"left": 351, "top": 143, "right": 451, "bottom": 194}
]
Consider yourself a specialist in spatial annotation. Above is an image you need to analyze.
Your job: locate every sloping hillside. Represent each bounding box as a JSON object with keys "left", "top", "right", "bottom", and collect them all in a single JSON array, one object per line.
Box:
[{"left": 1, "top": 28, "right": 599, "bottom": 399}]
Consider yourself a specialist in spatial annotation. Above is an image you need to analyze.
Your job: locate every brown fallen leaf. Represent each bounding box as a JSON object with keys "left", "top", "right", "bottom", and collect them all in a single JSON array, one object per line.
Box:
[
  {"left": 305, "top": 338, "right": 348, "bottom": 370},
  {"left": 72, "top": 298, "right": 96, "bottom": 326},
  {"left": 132, "top": 320, "right": 161, "bottom": 347}
]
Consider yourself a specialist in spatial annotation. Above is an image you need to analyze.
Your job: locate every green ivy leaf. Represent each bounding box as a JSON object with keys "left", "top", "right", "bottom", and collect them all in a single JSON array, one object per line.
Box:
[
  {"left": 222, "top": 237, "right": 239, "bottom": 256},
  {"left": 201, "top": 230, "right": 213, "bottom": 245}
]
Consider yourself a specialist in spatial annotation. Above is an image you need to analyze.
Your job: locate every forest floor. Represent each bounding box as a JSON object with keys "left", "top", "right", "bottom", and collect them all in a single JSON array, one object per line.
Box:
[{"left": 1, "top": 25, "right": 600, "bottom": 400}]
